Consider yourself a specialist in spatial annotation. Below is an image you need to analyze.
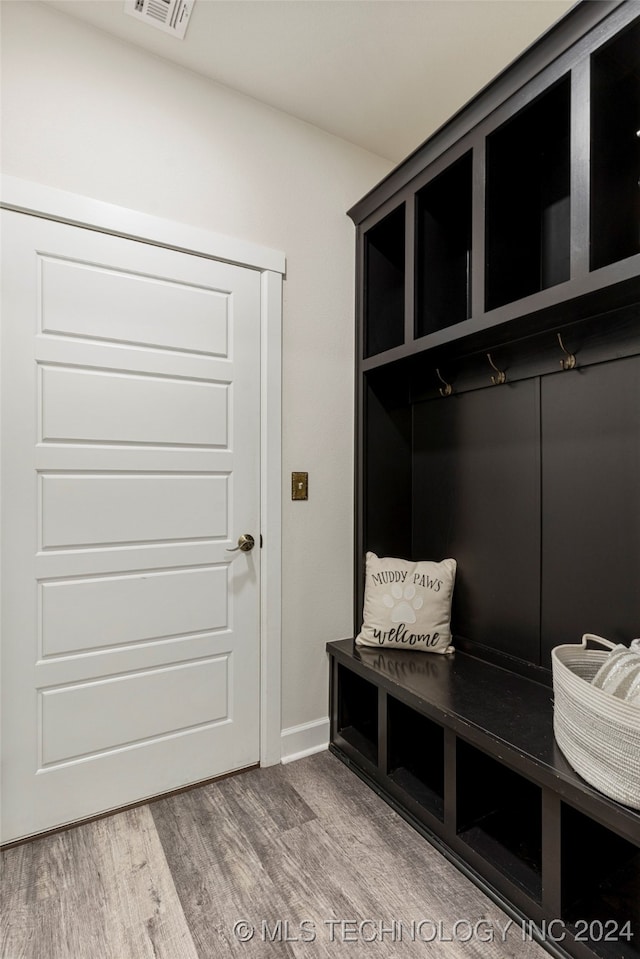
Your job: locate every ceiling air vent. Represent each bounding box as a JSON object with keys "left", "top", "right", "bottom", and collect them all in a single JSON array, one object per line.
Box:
[{"left": 124, "top": 0, "right": 194, "bottom": 40}]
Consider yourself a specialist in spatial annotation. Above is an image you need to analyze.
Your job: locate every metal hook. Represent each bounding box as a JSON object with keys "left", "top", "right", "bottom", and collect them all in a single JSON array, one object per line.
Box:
[
  {"left": 557, "top": 332, "right": 576, "bottom": 370},
  {"left": 436, "top": 368, "right": 453, "bottom": 397},
  {"left": 487, "top": 353, "right": 506, "bottom": 386}
]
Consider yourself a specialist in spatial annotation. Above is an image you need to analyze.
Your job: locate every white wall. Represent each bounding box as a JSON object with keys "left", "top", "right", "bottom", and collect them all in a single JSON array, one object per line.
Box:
[{"left": 0, "top": 1, "right": 392, "bottom": 741}]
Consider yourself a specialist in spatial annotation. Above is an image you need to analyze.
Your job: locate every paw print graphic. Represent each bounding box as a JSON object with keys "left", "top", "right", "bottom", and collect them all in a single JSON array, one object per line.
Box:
[{"left": 383, "top": 582, "right": 423, "bottom": 624}]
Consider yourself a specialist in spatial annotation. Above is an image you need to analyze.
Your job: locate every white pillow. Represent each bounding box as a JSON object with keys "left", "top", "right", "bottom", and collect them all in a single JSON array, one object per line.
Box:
[
  {"left": 356, "top": 552, "right": 456, "bottom": 654},
  {"left": 591, "top": 639, "right": 640, "bottom": 705}
]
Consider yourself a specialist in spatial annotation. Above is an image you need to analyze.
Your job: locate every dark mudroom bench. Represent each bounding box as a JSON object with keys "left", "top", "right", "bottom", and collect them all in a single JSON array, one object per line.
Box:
[{"left": 328, "top": 639, "right": 640, "bottom": 959}]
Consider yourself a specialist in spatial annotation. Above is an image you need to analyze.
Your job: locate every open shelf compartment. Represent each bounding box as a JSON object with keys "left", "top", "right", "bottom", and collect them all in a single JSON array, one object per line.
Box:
[
  {"left": 590, "top": 16, "right": 640, "bottom": 272},
  {"left": 561, "top": 804, "right": 640, "bottom": 959},
  {"left": 415, "top": 151, "right": 472, "bottom": 337},
  {"left": 387, "top": 695, "right": 445, "bottom": 821},
  {"left": 363, "top": 205, "right": 405, "bottom": 358},
  {"left": 456, "top": 739, "right": 542, "bottom": 902},
  {"left": 336, "top": 664, "right": 378, "bottom": 767},
  {"left": 485, "top": 75, "right": 571, "bottom": 311}
]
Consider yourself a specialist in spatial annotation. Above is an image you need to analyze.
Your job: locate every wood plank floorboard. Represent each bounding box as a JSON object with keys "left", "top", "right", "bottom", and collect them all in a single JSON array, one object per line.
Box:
[
  {"left": 150, "top": 769, "right": 306, "bottom": 958},
  {"left": 1, "top": 805, "right": 198, "bottom": 959},
  {"left": 1, "top": 751, "right": 550, "bottom": 959}
]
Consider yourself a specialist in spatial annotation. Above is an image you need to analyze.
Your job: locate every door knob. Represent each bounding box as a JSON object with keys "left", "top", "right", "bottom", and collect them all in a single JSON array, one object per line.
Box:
[{"left": 226, "top": 533, "right": 255, "bottom": 553}]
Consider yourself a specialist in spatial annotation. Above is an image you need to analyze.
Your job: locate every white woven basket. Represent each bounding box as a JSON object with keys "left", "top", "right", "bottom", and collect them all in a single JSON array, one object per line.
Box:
[{"left": 551, "top": 634, "right": 640, "bottom": 810}]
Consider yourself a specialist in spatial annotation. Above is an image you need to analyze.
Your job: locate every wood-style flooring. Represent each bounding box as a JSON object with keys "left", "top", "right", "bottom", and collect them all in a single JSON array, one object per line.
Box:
[{"left": 1, "top": 751, "right": 548, "bottom": 958}]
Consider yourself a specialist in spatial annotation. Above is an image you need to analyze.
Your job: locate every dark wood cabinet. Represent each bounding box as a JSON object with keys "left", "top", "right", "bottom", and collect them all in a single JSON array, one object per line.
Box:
[{"left": 330, "top": 3, "right": 640, "bottom": 958}]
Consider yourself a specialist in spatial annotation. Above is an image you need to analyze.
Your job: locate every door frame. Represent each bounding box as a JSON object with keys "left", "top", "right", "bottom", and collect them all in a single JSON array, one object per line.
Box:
[{"left": 0, "top": 174, "right": 284, "bottom": 767}]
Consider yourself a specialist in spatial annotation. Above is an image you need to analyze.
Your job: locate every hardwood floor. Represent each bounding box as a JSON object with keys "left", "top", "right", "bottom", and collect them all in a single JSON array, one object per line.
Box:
[{"left": 1, "top": 751, "right": 548, "bottom": 958}]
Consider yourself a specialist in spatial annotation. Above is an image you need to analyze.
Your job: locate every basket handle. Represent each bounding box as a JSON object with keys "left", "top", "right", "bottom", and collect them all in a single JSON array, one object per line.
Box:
[{"left": 581, "top": 633, "right": 617, "bottom": 651}]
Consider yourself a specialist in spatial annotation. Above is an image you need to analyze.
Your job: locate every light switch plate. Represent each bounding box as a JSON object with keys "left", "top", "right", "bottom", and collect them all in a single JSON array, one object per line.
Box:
[{"left": 291, "top": 472, "right": 308, "bottom": 500}]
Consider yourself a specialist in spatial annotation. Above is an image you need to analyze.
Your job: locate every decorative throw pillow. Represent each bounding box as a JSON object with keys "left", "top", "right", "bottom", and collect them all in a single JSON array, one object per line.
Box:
[
  {"left": 591, "top": 639, "right": 640, "bottom": 705},
  {"left": 356, "top": 552, "right": 456, "bottom": 654}
]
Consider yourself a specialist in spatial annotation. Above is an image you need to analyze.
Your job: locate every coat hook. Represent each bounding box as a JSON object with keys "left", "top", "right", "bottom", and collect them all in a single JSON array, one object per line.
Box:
[
  {"left": 557, "top": 332, "right": 576, "bottom": 370},
  {"left": 436, "top": 368, "right": 453, "bottom": 397},
  {"left": 487, "top": 353, "right": 506, "bottom": 386}
]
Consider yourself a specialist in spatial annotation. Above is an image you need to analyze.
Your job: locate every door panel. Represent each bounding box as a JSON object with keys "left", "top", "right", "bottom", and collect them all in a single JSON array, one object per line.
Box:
[
  {"left": 40, "top": 473, "right": 229, "bottom": 547},
  {"left": 41, "top": 366, "right": 229, "bottom": 446},
  {"left": 40, "top": 253, "right": 229, "bottom": 354},
  {"left": 40, "top": 566, "right": 228, "bottom": 656},
  {"left": 1, "top": 210, "right": 261, "bottom": 841},
  {"left": 41, "top": 657, "right": 230, "bottom": 765}
]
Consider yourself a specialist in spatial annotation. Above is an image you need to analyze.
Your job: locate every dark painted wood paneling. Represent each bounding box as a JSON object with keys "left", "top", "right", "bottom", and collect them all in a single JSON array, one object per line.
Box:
[
  {"left": 540, "top": 356, "right": 640, "bottom": 663},
  {"left": 412, "top": 381, "right": 541, "bottom": 664}
]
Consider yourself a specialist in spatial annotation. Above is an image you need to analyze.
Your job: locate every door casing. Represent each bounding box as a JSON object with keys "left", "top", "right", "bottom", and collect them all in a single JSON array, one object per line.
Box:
[{"left": 0, "top": 174, "right": 284, "bottom": 778}]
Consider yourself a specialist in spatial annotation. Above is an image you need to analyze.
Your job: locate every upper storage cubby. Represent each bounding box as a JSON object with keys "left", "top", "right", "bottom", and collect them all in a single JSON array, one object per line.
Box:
[
  {"left": 363, "top": 205, "right": 405, "bottom": 358},
  {"left": 590, "top": 17, "right": 640, "bottom": 272},
  {"left": 415, "top": 151, "right": 472, "bottom": 337},
  {"left": 485, "top": 76, "right": 571, "bottom": 311}
]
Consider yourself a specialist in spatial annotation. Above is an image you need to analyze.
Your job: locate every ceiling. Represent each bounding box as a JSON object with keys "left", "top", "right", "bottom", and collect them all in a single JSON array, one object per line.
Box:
[{"left": 44, "top": 0, "right": 575, "bottom": 163}]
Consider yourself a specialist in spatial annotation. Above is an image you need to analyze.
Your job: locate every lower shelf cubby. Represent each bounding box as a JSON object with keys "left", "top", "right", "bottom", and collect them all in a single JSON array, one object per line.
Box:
[
  {"left": 387, "top": 696, "right": 444, "bottom": 821},
  {"left": 335, "top": 664, "right": 378, "bottom": 767},
  {"left": 456, "top": 739, "right": 542, "bottom": 902},
  {"left": 561, "top": 804, "right": 640, "bottom": 959}
]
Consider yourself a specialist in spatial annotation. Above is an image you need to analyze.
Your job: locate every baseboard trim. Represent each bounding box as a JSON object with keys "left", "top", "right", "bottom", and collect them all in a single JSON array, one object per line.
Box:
[{"left": 280, "top": 718, "right": 329, "bottom": 764}]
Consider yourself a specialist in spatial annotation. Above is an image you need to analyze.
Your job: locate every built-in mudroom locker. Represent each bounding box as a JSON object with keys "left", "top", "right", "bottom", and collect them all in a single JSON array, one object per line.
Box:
[{"left": 329, "top": 4, "right": 640, "bottom": 959}]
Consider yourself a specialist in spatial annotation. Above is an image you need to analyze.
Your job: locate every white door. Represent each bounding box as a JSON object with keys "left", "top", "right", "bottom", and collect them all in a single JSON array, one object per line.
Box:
[{"left": 1, "top": 210, "right": 261, "bottom": 842}]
